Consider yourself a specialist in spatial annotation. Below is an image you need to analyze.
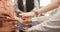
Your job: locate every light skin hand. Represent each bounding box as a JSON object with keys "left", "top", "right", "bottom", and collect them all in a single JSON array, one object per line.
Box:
[{"left": 21, "top": 16, "right": 32, "bottom": 24}]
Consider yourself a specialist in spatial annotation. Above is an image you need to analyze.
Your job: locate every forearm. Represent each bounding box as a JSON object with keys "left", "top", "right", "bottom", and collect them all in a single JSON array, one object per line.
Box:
[{"left": 37, "top": 0, "right": 60, "bottom": 14}]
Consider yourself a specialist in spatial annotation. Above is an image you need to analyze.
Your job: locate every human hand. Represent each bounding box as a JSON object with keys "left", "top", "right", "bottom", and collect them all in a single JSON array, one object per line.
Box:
[
  {"left": 38, "top": 13, "right": 45, "bottom": 17},
  {"left": 19, "top": 11, "right": 35, "bottom": 17},
  {"left": 21, "top": 16, "right": 32, "bottom": 24},
  {"left": 19, "top": 12, "right": 33, "bottom": 24},
  {"left": 23, "top": 27, "right": 28, "bottom": 32},
  {"left": 15, "top": 16, "right": 32, "bottom": 24}
]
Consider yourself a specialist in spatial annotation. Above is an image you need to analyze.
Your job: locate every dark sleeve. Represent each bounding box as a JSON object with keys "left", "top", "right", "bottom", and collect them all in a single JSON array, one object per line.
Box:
[
  {"left": 17, "top": 0, "right": 24, "bottom": 12},
  {"left": 26, "top": 0, "right": 34, "bottom": 12}
]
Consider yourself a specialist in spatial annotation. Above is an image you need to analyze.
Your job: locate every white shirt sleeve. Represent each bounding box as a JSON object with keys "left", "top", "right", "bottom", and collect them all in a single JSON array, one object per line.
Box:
[{"left": 28, "top": 11, "right": 60, "bottom": 32}]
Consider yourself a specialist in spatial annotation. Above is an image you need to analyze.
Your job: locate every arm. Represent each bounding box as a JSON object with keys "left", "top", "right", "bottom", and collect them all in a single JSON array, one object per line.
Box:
[
  {"left": 23, "top": 0, "right": 60, "bottom": 16},
  {"left": 28, "top": 9, "right": 60, "bottom": 32},
  {"left": 31, "top": 0, "right": 60, "bottom": 15},
  {"left": 37, "top": 0, "right": 60, "bottom": 14},
  {"left": 27, "top": 0, "right": 60, "bottom": 32},
  {"left": 19, "top": 0, "right": 60, "bottom": 17}
]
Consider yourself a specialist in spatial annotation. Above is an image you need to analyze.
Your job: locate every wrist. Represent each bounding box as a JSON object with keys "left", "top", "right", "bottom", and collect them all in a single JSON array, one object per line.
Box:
[
  {"left": 32, "top": 10, "right": 39, "bottom": 16},
  {"left": 27, "top": 11, "right": 36, "bottom": 16}
]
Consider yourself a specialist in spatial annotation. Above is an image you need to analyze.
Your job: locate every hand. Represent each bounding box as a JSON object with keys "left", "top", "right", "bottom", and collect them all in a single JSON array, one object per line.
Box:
[
  {"left": 19, "top": 12, "right": 33, "bottom": 24},
  {"left": 16, "top": 18, "right": 24, "bottom": 24},
  {"left": 14, "top": 16, "right": 32, "bottom": 24},
  {"left": 23, "top": 29, "right": 28, "bottom": 32},
  {"left": 19, "top": 12, "right": 35, "bottom": 17},
  {"left": 19, "top": 13, "right": 31, "bottom": 17},
  {"left": 38, "top": 13, "right": 45, "bottom": 17},
  {"left": 21, "top": 16, "right": 32, "bottom": 24},
  {"left": 23, "top": 28, "right": 28, "bottom": 32}
]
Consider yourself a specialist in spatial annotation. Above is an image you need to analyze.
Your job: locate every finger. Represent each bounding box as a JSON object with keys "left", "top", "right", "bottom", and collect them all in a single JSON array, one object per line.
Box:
[
  {"left": 19, "top": 13, "right": 23, "bottom": 16},
  {"left": 17, "top": 18, "right": 24, "bottom": 24}
]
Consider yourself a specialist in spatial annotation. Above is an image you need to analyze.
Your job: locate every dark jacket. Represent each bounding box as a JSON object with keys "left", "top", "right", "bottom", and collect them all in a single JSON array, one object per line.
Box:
[{"left": 18, "top": 0, "right": 34, "bottom": 12}]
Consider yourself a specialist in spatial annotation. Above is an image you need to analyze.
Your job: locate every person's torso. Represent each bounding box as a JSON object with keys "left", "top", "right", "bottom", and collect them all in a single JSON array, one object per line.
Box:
[{"left": 17, "top": 0, "right": 34, "bottom": 12}]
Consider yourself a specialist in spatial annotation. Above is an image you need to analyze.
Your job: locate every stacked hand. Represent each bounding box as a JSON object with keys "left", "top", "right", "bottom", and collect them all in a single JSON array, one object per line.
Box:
[
  {"left": 18, "top": 12, "right": 33, "bottom": 24},
  {"left": 18, "top": 11, "right": 44, "bottom": 24}
]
